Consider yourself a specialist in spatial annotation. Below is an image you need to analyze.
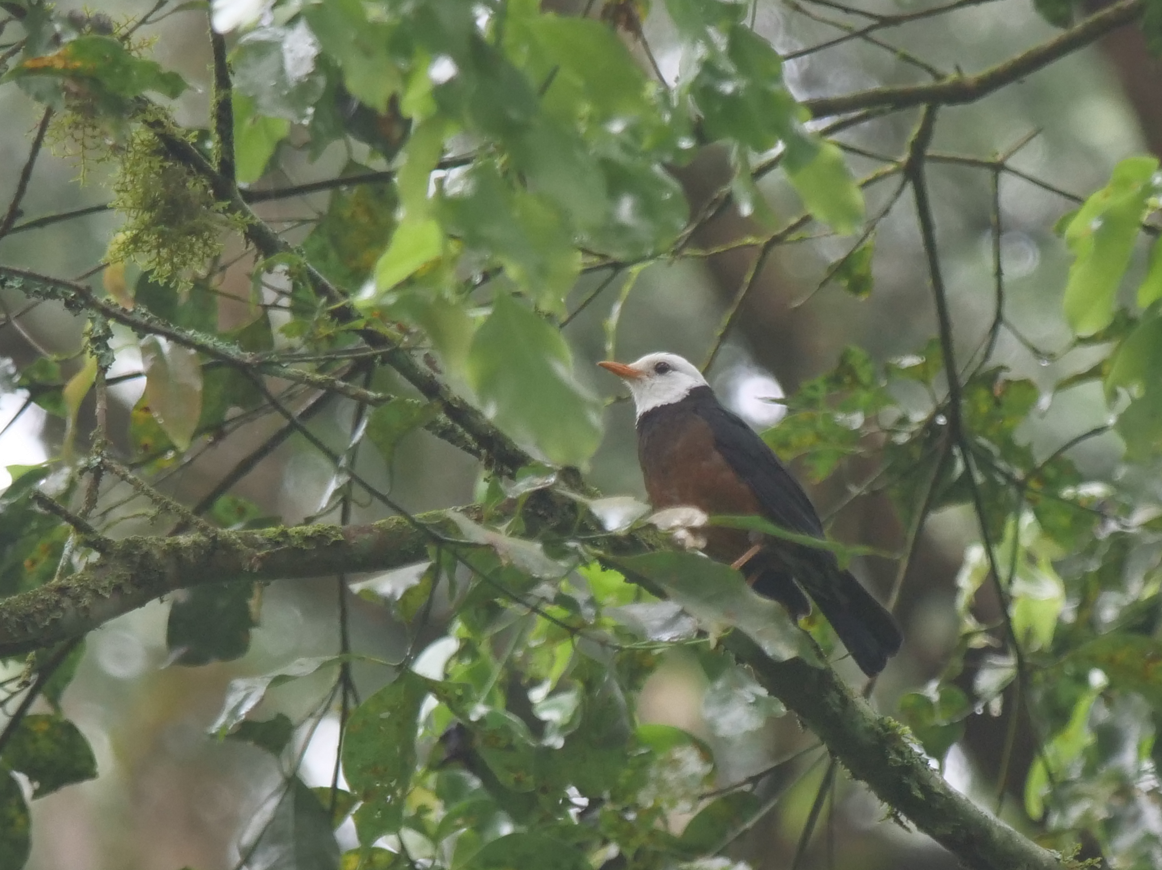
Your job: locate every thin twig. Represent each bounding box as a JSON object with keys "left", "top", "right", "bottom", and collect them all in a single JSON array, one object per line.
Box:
[
  {"left": 802, "top": 0, "right": 1143, "bottom": 119},
  {"left": 0, "top": 107, "right": 52, "bottom": 240}
]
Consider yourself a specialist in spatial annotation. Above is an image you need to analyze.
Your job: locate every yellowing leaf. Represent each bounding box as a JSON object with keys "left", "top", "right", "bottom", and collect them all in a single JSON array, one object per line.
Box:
[
  {"left": 141, "top": 336, "right": 203, "bottom": 451},
  {"left": 102, "top": 261, "right": 132, "bottom": 309},
  {"left": 62, "top": 353, "right": 98, "bottom": 459}
]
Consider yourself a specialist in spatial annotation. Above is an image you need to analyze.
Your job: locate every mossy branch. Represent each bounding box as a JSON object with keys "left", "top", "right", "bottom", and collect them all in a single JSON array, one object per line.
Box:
[
  {"left": 144, "top": 122, "right": 535, "bottom": 476},
  {"left": 0, "top": 505, "right": 1065, "bottom": 869},
  {"left": 0, "top": 507, "right": 476, "bottom": 658},
  {"left": 802, "top": 0, "right": 1142, "bottom": 119},
  {"left": 727, "top": 633, "right": 1065, "bottom": 870}
]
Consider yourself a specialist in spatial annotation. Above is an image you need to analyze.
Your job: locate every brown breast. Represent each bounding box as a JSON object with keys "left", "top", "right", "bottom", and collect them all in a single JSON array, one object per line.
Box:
[{"left": 638, "top": 408, "right": 762, "bottom": 564}]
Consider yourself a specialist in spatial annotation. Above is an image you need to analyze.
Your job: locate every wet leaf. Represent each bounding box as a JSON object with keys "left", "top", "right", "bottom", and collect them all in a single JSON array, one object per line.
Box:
[
  {"left": 242, "top": 778, "right": 340, "bottom": 870},
  {"left": 0, "top": 770, "right": 29, "bottom": 870},
  {"left": 467, "top": 293, "right": 603, "bottom": 467},
  {"left": 1071, "top": 634, "right": 1162, "bottom": 710},
  {"left": 613, "top": 552, "right": 818, "bottom": 664},
  {"left": 342, "top": 672, "right": 429, "bottom": 840},
  {"left": 168, "top": 580, "right": 257, "bottom": 666},
  {"left": 7, "top": 35, "right": 187, "bottom": 100},
  {"left": 897, "top": 685, "right": 969, "bottom": 764},
  {"left": 304, "top": 0, "right": 400, "bottom": 113},
  {"left": 374, "top": 218, "right": 445, "bottom": 291},
  {"left": 211, "top": 658, "right": 341, "bottom": 736},
  {"left": 226, "top": 713, "right": 296, "bottom": 756},
  {"left": 366, "top": 398, "right": 440, "bottom": 468},
  {"left": 678, "top": 791, "right": 762, "bottom": 854},
  {"left": 446, "top": 512, "right": 570, "bottom": 579},
  {"left": 701, "top": 663, "right": 785, "bottom": 737},
  {"left": 832, "top": 236, "right": 875, "bottom": 298},
  {"left": 1, "top": 714, "right": 97, "bottom": 797},
  {"left": 470, "top": 833, "right": 591, "bottom": 870},
  {"left": 785, "top": 135, "right": 865, "bottom": 235},
  {"left": 232, "top": 21, "right": 325, "bottom": 123},
  {"left": 609, "top": 601, "right": 699, "bottom": 642},
  {"left": 303, "top": 168, "right": 399, "bottom": 288},
  {"left": 141, "top": 335, "right": 203, "bottom": 451},
  {"left": 233, "top": 92, "right": 289, "bottom": 184},
  {"left": 1062, "top": 156, "right": 1159, "bottom": 335}
]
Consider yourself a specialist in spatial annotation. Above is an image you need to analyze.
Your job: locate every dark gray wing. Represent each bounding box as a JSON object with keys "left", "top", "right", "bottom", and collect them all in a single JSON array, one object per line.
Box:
[{"left": 690, "top": 395, "right": 827, "bottom": 542}]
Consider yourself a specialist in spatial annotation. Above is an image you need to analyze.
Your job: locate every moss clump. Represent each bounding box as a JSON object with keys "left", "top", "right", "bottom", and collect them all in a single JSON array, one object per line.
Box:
[{"left": 106, "top": 126, "right": 235, "bottom": 289}]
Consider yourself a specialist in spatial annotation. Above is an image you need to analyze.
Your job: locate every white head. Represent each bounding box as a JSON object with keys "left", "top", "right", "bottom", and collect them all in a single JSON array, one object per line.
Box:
[{"left": 598, "top": 352, "right": 710, "bottom": 418}]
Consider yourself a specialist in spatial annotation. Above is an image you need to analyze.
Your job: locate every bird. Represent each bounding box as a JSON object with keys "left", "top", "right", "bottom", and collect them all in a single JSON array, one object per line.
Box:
[{"left": 599, "top": 352, "right": 902, "bottom": 676}]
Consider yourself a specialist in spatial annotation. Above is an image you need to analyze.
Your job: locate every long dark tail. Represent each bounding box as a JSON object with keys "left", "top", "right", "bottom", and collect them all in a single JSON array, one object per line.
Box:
[{"left": 800, "top": 569, "right": 902, "bottom": 677}]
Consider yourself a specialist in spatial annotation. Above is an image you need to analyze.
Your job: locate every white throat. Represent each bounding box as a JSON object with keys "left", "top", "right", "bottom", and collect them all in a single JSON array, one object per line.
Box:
[{"left": 623, "top": 353, "right": 710, "bottom": 419}]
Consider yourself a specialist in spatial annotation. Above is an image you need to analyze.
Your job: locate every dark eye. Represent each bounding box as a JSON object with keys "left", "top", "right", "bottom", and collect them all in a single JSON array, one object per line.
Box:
[{"left": 653, "top": 361, "right": 672, "bottom": 375}]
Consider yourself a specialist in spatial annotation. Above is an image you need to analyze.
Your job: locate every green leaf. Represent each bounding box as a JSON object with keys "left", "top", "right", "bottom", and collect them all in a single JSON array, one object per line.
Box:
[
  {"left": 832, "top": 236, "right": 875, "bottom": 298},
  {"left": 385, "top": 290, "right": 477, "bottom": 379},
  {"left": 465, "top": 710, "right": 539, "bottom": 793},
  {"left": 785, "top": 135, "right": 865, "bottom": 235},
  {"left": 513, "top": 116, "right": 608, "bottom": 231},
  {"left": 447, "top": 512, "right": 571, "bottom": 579},
  {"left": 134, "top": 274, "right": 218, "bottom": 333},
  {"left": 467, "top": 294, "right": 603, "bottom": 467},
  {"left": 612, "top": 551, "right": 819, "bottom": 664},
  {"left": 198, "top": 366, "right": 265, "bottom": 435},
  {"left": 700, "top": 663, "right": 785, "bottom": 737},
  {"left": 1071, "top": 634, "right": 1162, "bottom": 709},
  {"left": 635, "top": 723, "right": 715, "bottom": 812},
  {"left": 897, "top": 685, "right": 969, "bottom": 764},
  {"left": 232, "top": 92, "right": 289, "bottom": 184},
  {"left": 514, "top": 15, "right": 656, "bottom": 130},
  {"left": 710, "top": 514, "right": 889, "bottom": 562},
  {"left": 663, "top": 0, "right": 748, "bottom": 39},
  {"left": 211, "top": 658, "right": 341, "bottom": 736},
  {"left": 581, "top": 158, "right": 689, "bottom": 260},
  {"left": 243, "top": 778, "right": 340, "bottom": 870},
  {"left": 313, "top": 787, "right": 357, "bottom": 828},
  {"left": 226, "top": 713, "right": 296, "bottom": 756},
  {"left": 304, "top": 0, "right": 400, "bottom": 113},
  {"left": 1138, "top": 234, "right": 1162, "bottom": 307},
  {"left": 167, "top": 580, "right": 258, "bottom": 665},
  {"left": 232, "top": 21, "right": 326, "bottom": 123},
  {"left": 341, "top": 672, "right": 429, "bottom": 839},
  {"left": 366, "top": 399, "right": 440, "bottom": 468},
  {"left": 1, "top": 714, "right": 97, "bottom": 797},
  {"left": 0, "top": 770, "right": 29, "bottom": 870},
  {"left": 1062, "top": 156, "right": 1160, "bottom": 335},
  {"left": 1108, "top": 310, "right": 1162, "bottom": 392},
  {"left": 302, "top": 170, "right": 399, "bottom": 288},
  {"left": 1010, "top": 556, "right": 1064, "bottom": 652},
  {"left": 141, "top": 335, "right": 203, "bottom": 452},
  {"left": 1, "top": 464, "right": 51, "bottom": 498},
  {"left": 469, "top": 833, "right": 591, "bottom": 870},
  {"left": 438, "top": 162, "right": 580, "bottom": 312},
  {"left": 0, "top": 477, "right": 69, "bottom": 596},
  {"left": 62, "top": 353, "right": 97, "bottom": 457},
  {"left": 678, "top": 791, "right": 762, "bottom": 854},
  {"left": 374, "top": 218, "right": 445, "bottom": 291},
  {"left": 691, "top": 25, "right": 795, "bottom": 153},
  {"left": 1034, "top": 0, "right": 1074, "bottom": 28},
  {"left": 1025, "top": 688, "right": 1097, "bottom": 819},
  {"left": 1145, "top": 0, "right": 1162, "bottom": 55},
  {"left": 7, "top": 35, "right": 188, "bottom": 99},
  {"left": 16, "top": 358, "right": 65, "bottom": 417},
  {"left": 1107, "top": 311, "right": 1162, "bottom": 459},
  {"left": 38, "top": 641, "right": 85, "bottom": 710}
]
